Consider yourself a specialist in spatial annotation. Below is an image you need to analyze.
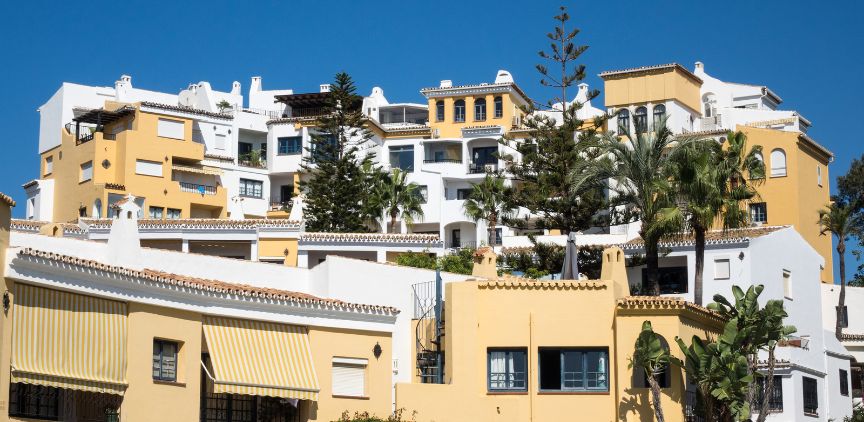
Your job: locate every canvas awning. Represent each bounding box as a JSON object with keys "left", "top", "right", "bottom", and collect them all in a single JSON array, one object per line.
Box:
[
  {"left": 11, "top": 284, "right": 128, "bottom": 395},
  {"left": 171, "top": 164, "right": 223, "bottom": 176},
  {"left": 202, "top": 316, "right": 320, "bottom": 401}
]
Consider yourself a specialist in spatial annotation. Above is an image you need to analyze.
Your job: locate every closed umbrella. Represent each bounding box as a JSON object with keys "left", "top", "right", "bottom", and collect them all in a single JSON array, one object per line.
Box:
[{"left": 561, "top": 232, "right": 579, "bottom": 280}]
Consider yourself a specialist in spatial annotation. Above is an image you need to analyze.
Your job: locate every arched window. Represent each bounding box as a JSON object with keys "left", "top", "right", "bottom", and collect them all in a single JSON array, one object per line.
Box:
[
  {"left": 632, "top": 334, "right": 671, "bottom": 389},
  {"left": 770, "top": 149, "right": 787, "bottom": 177},
  {"left": 494, "top": 96, "right": 503, "bottom": 118},
  {"left": 474, "top": 98, "right": 487, "bottom": 121},
  {"left": 454, "top": 99, "right": 466, "bottom": 123},
  {"left": 436, "top": 100, "right": 445, "bottom": 122},
  {"left": 652, "top": 105, "right": 666, "bottom": 129},
  {"left": 634, "top": 107, "right": 648, "bottom": 134},
  {"left": 617, "top": 109, "right": 630, "bottom": 134},
  {"left": 93, "top": 199, "right": 102, "bottom": 219},
  {"left": 702, "top": 93, "right": 716, "bottom": 118}
]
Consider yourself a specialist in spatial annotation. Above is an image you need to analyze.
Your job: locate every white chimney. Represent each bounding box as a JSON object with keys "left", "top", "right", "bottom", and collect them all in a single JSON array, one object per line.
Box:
[
  {"left": 439, "top": 80, "right": 452, "bottom": 88},
  {"left": 106, "top": 194, "right": 142, "bottom": 268},
  {"left": 114, "top": 75, "right": 132, "bottom": 102},
  {"left": 230, "top": 81, "right": 241, "bottom": 95},
  {"left": 250, "top": 76, "right": 262, "bottom": 93},
  {"left": 319, "top": 84, "right": 332, "bottom": 93},
  {"left": 694, "top": 61, "right": 704, "bottom": 72},
  {"left": 494, "top": 70, "right": 514, "bottom": 84}
]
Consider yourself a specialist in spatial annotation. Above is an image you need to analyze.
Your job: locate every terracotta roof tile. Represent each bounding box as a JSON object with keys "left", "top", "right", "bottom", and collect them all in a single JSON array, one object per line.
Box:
[
  {"left": 139, "top": 102, "right": 233, "bottom": 120},
  {"left": 16, "top": 248, "right": 399, "bottom": 315},
  {"left": 840, "top": 333, "right": 864, "bottom": 341},
  {"left": 477, "top": 276, "right": 606, "bottom": 290},
  {"left": 81, "top": 218, "right": 302, "bottom": 230},
  {"left": 622, "top": 226, "right": 788, "bottom": 249},
  {"left": 10, "top": 219, "right": 47, "bottom": 232},
  {"left": 616, "top": 296, "right": 724, "bottom": 323},
  {"left": 0, "top": 192, "right": 16, "bottom": 207},
  {"left": 21, "top": 180, "right": 39, "bottom": 189},
  {"left": 599, "top": 63, "right": 702, "bottom": 84},
  {"left": 299, "top": 232, "right": 441, "bottom": 244}
]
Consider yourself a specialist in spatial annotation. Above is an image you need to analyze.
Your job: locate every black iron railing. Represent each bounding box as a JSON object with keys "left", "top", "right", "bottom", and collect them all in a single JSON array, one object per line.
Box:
[
  {"left": 423, "top": 158, "right": 462, "bottom": 164},
  {"left": 179, "top": 182, "right": 217, "bottom": 195}
]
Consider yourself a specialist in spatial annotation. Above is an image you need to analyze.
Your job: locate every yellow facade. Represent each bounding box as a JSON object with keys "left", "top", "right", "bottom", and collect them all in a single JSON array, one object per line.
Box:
[
  {"left": 39, "top": 102, "right": 228, "bottom": 223},
  {"left": 258, "top": 237, "right": 299, "bottom": 266},
  {"left": 396, "top": 248, "right": 723, "bottom": 422},
  {"left": 601, "top": 65, "right": 702, "bottom": 112},
  {"left": 425, "top": 91, "right": 526, "bottom": 139},
  {"left": 737, "top": 126, "right": 834, "bottom": 282}
]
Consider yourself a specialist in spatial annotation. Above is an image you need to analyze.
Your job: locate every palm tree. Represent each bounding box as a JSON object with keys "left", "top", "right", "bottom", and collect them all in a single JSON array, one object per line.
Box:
[
  {"left": 463, "top": 174, "right": 513, "bottom": 246},
  {"left": 664, "top": 131, "right": 764, "bottom": 305},
  {"left": 630, "top": 321, "right": 676, "bottom": 422},
  {"left": 571, "top": 123, "right": 689, "bottom": 295},
  {"left": 373, "top": 169, "right": 425, "bottom": 233},
  {"left": 818, "top": 201, "right": 860, "bottom": 340}
]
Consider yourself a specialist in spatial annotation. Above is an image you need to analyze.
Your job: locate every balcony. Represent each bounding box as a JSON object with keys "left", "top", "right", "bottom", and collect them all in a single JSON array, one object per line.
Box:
[
  {"left": 178, "top": 182, "right": 217, "bottom": 195},
  {"left": 468, "top": 163, "right": 497, "bottom": 174},
  {"left": 423, "top": 158, "right": 462, "bottom": 164}
]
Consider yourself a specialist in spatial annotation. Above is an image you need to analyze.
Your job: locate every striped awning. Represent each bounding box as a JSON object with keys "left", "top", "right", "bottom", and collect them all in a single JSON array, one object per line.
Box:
[
  {"left": 11, "top": 284, "right": 128, "bottom": 395},
  {"left": 202, "top": 316, "right": 320, "bottom": 401},
  {"left": 171, "top": 164, "right": 223, "bottom": 175}
]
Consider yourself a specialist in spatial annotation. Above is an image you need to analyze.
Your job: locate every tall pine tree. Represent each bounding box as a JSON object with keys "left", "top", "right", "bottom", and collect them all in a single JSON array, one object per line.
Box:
[
  {"left": 499, "top": 6, "right": 607, "bottom": 234},
  {"left": 301, "top": 72, "right": 377, "bottom": 232}
]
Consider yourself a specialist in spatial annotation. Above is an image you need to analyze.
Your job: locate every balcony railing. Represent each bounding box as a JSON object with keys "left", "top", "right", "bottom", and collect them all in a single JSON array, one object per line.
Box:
[
  {"left": 269, "top": 201, "right": 292, "bottom": 211},
  {"left": 179, "top": 182, "right": 217, "bottom": 195},
  {"left": 241, "top": 108, "right": 285, "bottom": 119},
  {"left": 423, "top": 158, "right": 462, "bottom": 164},
  {"left": 238, "top": 158, "right": 267, "bottom": 169},
  {"left": 468, "top": 163, "right": 497, "bottom": 174},
  {"left": 292, "top": 107, "right": 327, "bottom": 118},
  {"left": 449, "top": 240, "right": 476, "bottom": 250}
]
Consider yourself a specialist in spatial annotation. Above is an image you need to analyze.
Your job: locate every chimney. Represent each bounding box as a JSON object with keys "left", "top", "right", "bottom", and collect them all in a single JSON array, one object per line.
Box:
[
  {"left": 250, "top": 76, "right": 262, "bottom": 93},
  {"left": 439, "top": 80, "right": 452, "bottom": 88},
  {"left": 230, "top": 81, "right": 241, "bottom": 95},
  {"left": 115, "top": 75, "right": 132, "bottom": 102},
  {"left": 106, "top": 194, "right": 142, "bottom": 267},
  {"left": 319, "top": 84, "right": 332, "bottom": 93},
  {"left": 600, "top": 247, "right": 630, "bottom": 299},
  {"left": 694, "top": 61, "right": 704, "bottom": 72},
  {"left": 471, "top": 247, "right": 498, "bottom": 279}
]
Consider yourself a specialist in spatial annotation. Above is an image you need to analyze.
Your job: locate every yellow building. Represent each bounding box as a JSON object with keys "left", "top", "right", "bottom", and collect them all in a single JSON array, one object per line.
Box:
[
  {"left": 0, "top": 197, "right": 397, "bottom": 422},
  {"left": 36, "top": 102, "right": 229, "bottom": 223},
  {"left": 395, "top": 249, "right": 724, "bottom": 422},
  {"left": 600, "top": 62, "right": 834, "bottom": 282}
]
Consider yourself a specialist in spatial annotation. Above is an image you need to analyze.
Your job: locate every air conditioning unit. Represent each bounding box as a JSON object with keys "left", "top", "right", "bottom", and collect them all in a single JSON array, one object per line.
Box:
[{"left": 512, "top": 115, "right": 522, "bottom": 128}]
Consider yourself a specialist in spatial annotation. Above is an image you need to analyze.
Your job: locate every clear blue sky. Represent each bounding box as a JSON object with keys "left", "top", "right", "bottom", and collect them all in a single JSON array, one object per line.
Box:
[{"left": 2, "top": 1, "right": 862, "bottom": 281}]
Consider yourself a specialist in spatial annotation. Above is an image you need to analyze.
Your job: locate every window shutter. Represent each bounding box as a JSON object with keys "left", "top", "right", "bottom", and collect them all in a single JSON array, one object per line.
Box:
[
  {"left": 135, "top": 159, "right": 163, "bottom": 177},
  {"left": 331, "top": 364, "right": 365, "bottom": 397},
  {"left": 157, "top": 118, "right": 185, "bottom": 140},
  {"left": 215, "top": 134, "right": 226, "bottom": 150}
]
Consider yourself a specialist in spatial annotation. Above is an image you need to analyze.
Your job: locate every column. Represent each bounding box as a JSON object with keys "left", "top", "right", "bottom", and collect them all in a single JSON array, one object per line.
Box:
[{"left": 181, "top": 239, "right": 189, "bottom": 253}]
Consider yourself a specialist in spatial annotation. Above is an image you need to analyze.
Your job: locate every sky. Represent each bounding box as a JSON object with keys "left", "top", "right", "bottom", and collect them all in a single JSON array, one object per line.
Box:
[{"left": 1, "top": 0, "right": 862, "bottom": 281}]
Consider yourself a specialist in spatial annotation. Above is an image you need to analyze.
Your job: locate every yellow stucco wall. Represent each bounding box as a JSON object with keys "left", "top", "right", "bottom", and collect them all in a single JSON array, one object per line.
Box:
[
  {"left": 258, "top": 238, "right": 299, "bottom": 266},
  {"left": 426, "top": 92, "right": 525, "bottom": 139},
  {"left": 40, "top": 103, "right": 228, "bottom": 223},
  {"left": 603, "top": 67, "right": 702, "bottom": 113},
  {"left": 737, "top": 126, "right": 833, "bottom": 282},
  {"left": 0, "top": 201, "right": 13, "bottom": 419}
]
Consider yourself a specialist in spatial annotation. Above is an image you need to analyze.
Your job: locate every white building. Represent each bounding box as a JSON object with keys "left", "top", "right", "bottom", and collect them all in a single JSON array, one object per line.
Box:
[
  {"left": 822, "top": 283, "right": 864, "bottom": 405},
  {"left": 622, "top": 226, "right": 854, "bottom": 420}
]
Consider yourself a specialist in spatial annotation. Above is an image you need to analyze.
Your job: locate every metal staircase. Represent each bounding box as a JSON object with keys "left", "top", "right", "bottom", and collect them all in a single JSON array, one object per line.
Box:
[{"left": 412, "top": 271, "right": 445, "bottom": 384}]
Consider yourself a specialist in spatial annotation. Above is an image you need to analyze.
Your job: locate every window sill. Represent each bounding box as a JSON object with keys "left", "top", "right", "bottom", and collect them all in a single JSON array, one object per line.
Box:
[
  {"left": 784, "top": 296, "right": 793, "bottom": 301},
  {"left": 239, "top": 195, "right": 263, "bottom": 199},
  {"left": 487, "top": 391, "right": 528, "bottom": 395},
  {"left": 769, "top": 174, "right": 787, "bottom": 179},
  {"left": 332, "top": 395, "right": 369, "bottom": 400},
  {"left": 153, "top": 379, "right": 186, "bottom": 387},
  {"left": 537, "top": 390, "right": 609, "bottom": 395},
  {"left": 277, "top": 153, "right": 302, "bottom": 156},
  {"left": 803, "top": 412, "right": 818, "bottom": 418},
  {"left": 79, "top": 179, "right": 92, "bottom": 184}
]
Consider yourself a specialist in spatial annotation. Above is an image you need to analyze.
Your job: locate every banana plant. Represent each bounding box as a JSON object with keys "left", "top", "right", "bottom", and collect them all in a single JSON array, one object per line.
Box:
[{"left": 630, "top": 321, "right": 680, "bottom": 422}]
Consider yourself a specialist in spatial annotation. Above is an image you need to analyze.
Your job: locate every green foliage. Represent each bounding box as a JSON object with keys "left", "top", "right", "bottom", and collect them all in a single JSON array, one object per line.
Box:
[
  {"left": 394, "top": 248, "right": 474, "bottom": 275},
  {"left": 216, "top": 99, "right": 232, "bottom": 113},
  {"left": 500, "top": 243, "right": 603, "bottom": 279},
  {"left": 845, "top": 402, "right": 864, "bottom": 422},
  {"left": 370, "top": 168, "right": 425, "bottom": 233},
  {"left": 499, "top": 6, "right": 607, "bottom": 235},
  {"left": 819, "top": 201, "right": 862, "bottom": 339},
  {"left": 301, "top": 72, "right": 378, "bottom": 233},
  {"left": 463, "top": 174, "right": 513, "bottom": 246},
  {"left": 837, "top": 153, "right": 864, "bottom": 213},
  {"left": 335, "top": 408, "right": 414, "bottom": 422},
  {"left": 629, "top": 321, "right": 677, "bottom": 422}
]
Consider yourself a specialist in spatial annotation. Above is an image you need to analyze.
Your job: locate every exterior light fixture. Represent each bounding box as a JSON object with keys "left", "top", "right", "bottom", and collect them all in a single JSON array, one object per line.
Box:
[
  {"left": 738, "top": 252, "right": 745, "bottom": 260},
  {"left": 373, "top": 342, "right": 382, "bottom": 359},
  {"left": 3, "top": 291, "right": 10, "bottom": 313}
]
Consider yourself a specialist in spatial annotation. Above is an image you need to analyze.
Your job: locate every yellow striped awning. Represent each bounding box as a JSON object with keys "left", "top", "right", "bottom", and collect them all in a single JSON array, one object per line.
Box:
[
  {"left": 11, "top": 284, "right": 128, "bottom": 395},
  {"left": 202, "top": 316, "right": 320, "bottom": 401}
]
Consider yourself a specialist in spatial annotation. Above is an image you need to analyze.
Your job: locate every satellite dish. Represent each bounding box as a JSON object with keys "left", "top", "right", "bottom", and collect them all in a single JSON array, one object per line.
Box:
[{"left": 178, "top": 90, "right": 195, "bottom": 107}]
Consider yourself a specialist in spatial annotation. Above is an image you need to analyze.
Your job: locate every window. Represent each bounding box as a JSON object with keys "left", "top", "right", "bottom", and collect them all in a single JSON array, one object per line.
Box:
[
  {"left": 632, "top": 336, "right": 671, "bottom": 389},
  {"left": 44, "top": 156, "right": 53, "bottom": 175},
  {"left": 9, "top": 383, "right": 59, "bottom": 420},
  {"left": 817, "top": 165, "right": 822, "bottom": 186},
  {"left": 450, "top": 229, "right": 461, "bottom": 248},
  {"left": 456, "top": 188, "right": 473, "bottom": 200},
  {"left": 802, "top": 376, "right": 818, "bottom": 415},
  {"left": 539, "top": 348, "right": 608, "bottom": 392},
  {"left": 714, "top": 258, "right": 731, "bottom": 280},
  {"left": 157, "top": 118, "right": 185, "bottom": 140},
  {"left": 488, "top": 349, "right": 527, "bottom": 391},
  {"left": 474, "top": 98, "right": 487, "bottom": 121},
  {"left": 750, "top": 203, "right": 767, "bottom": 224},
  {"left": 239, "top": 178, "right": 263, "bottom": 198},
  {"left": 454, "top": 99, "right": 466, "bottom": 122},
  {"left": 166, "top": 208, "right": 181, "bottom": 219},
  {"left": 278, "top": 136, "right": 302, "bottom": 155},
  {"left": 472, "top": 146, "right": 497, "bottom": 166},
  {"left": 493, "top": 228, "right": 502, "bottom": 246},
  {"left": 840, "top": 369, "right": 849, "bottom": 396},
  {"left": 135, "top": 159, "right": 163, "bottom": 177},
  {"left": 389, "top": 145, "right": 414, "bottom": 172},
  {"left": 755, "top": 375, "right": 783, "bottom": 412},
  {"left": 215, "top": 133, "right": 226, "bottom": 150},
  {"left": 617, "top": 109, "right": 630, "bottom": 134},
  {"left": 436, "top": 100, "right": 445, "bottom": 122},
  {"left": 770, "top": 149, "right": 787, "bottom": 177},
  {"left": 238, "top": 141, "right": 253, "bottom": 157},
  {"left": 310, "top": 134, "right": 338, "bottom": 162},
  {"left": 80, "top": 161, "right": 93, "bottom": 182},
  {"left": 414, "top": 185, "right": 428, "bottom": 204},
  {"left": 494, "top": 96, "right": 503, "bottom": 118},
  {"left": 149, "top": 206, "right": 163, "bottom": 219},
  {"left": 838, "top": 306, "right": 849, "bottom": 328},
  {"left": 652, "top": 104, "right": 666, "bottom": 129},
  {"left": 153, "top": 339, "right": 178, "bottom": 382},
  {"left": 783, "top": 270, "right": 792, "bottom": 298},
  {"left": 640, "top": 267, "right": 688, "bottom": 294},
  {"left": 634, "top": 107, "right": 648, "bottom": 133},
  {"left": 332, "top": 358, "right": 367, "bottom": 398}
]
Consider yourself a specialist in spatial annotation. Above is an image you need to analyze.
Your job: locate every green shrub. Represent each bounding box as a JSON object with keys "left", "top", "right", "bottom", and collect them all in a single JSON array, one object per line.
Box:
[
  {"left": 394, "top": 251, "right": 437, "bottom": 270},
  {"left": 335, "top": 409, "right": 414, "bottom": 422},
  {"left": 394, "top": 248, "right": 474, "bottom": 275}
]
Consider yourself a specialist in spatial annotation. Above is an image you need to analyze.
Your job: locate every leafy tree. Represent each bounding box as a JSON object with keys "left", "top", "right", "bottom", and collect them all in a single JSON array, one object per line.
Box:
[
  {"left": 463, "top": 174, "right": 514, "bottom": 246},
  {"left": 663, "top": 131, "right": 764, "bottom": 304},
  {"left": 394, "top": 251, "right": 437, "bottom": 271},
  {"left": 707, "top": 285, "right": 796, "bottom": 422},
  {"left": 572, "top": 126, "right": 689, "bottom": 295},
  {"left": 499, "top": 6, "right": 607, "bottom": 234},
  {"left": 437, "top": 248, "right": 475, "bottom": 275},
  {"left": 499, "top": 243, "right": 603, "bottom": 279},
  {"left": 372, "top": 169, "right": 425, "bottom": 233},
  {"left": 629, "top": 321, "right": 676, "bottom": 422},
  {"left": 216, "top": 99, "right": 232, "bottom": 113},
  {"left": 301, "top": 72, "right": 377, "bottom": 233},
  {"left": 837, "top": 153, "right": 864, "bottom": 212},
  {"left": 819, "top": 201, "right": 861, "bottom": 339}
]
